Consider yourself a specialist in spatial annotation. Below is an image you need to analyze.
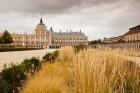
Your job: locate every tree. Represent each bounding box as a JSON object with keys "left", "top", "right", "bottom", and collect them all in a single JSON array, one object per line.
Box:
[
  {"left": 2, "top": 30, "right": 13, "bottom": 44},
  {"left": 0, "top": 37, "right": 3, "bottom": 44},
  {"left": 89, "top": 39, "right": 102, "bottom": 45}
]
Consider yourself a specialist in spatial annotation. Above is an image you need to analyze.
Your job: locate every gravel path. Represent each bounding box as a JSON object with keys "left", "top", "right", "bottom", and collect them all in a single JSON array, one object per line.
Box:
[
  {"left": 0, "top": 49, "right": 57, "bottom": 70},
  {"left": 126, "top": 56, "right": 140, "bottom": 66}
]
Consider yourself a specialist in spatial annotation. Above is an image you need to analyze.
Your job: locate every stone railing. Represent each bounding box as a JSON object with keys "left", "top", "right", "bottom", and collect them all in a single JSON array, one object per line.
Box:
[{"left": 91, "top": 42, "right": 140, "bottom": 50}]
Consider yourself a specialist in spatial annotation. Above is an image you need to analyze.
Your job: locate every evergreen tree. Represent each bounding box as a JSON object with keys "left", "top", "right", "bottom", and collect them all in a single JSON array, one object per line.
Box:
[{"left": 2, "top": 30, "right": 13, "bottom": 44}]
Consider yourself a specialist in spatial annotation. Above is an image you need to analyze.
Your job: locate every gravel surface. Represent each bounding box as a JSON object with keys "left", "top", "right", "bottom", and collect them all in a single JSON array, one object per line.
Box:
[{"left": 0, "top": 49, "right": 57, "bottom": 70}]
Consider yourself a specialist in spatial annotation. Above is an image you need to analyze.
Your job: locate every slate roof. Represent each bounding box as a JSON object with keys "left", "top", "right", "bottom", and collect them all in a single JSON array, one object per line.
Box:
[
  {"left": 124, "top": 25, "right": 140, "bottom": 36},
  {"left": 53, "top": 32, "right": 86, "bottom": 37}
]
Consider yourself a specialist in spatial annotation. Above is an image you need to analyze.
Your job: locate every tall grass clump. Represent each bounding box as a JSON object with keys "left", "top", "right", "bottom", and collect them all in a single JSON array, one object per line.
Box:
[
  {"left": 57, "top": 47, "right": 74, "bottom": 63},
  {"left": 71, "top": 49, "right": 140, "bottom": 93},
  {"left": 21, "top": 63, "right": 74, "bottom": 93}
]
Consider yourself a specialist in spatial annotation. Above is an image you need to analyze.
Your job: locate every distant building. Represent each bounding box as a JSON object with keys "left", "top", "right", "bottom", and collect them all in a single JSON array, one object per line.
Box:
[
  {"left": 124, "top": 25, "right": 140, "bottom": 42},
  {"left": 1, "top": 18, "right": 88, "bottom": 48},
  {"left": 102, "top": 36, "right": 123, "bottom": 44},
  {"left": 102, "top": 25, "right": 140, "bottom": 44}
]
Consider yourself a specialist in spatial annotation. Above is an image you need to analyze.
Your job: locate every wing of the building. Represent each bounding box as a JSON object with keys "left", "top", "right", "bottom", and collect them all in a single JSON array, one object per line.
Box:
[
  {"left": 124, "top": 25, "right": 140, "bottom": 42},
  {"left": 51, "top": 32, "right": 88, "bottom": 48}
]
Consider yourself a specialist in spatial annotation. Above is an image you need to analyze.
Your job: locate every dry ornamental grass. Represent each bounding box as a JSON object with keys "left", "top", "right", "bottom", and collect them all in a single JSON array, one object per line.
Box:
[{"left": 21, "top": 47, "right": 140, "bottom": 93}]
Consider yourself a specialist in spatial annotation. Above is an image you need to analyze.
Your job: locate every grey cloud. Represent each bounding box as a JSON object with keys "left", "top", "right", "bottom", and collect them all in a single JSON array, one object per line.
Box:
[
  {"left": 0, "top": 0, "right": 81, "bottom": 13},
  {"left": 0, "top": 0, "right": 133, "bottom": 14},
  {"left": 0, "top": 0, "right": 140, "bottom": 40}
]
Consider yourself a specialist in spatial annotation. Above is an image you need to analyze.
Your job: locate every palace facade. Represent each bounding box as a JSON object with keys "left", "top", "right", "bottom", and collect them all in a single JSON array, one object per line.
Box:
[
  {"left": 11, "top": 18, "right": 88, "bottom": 48},
  {"left": 124, "top": 25, "right": 140, "bottom": 42},
  {"left": 102, "top": 36, "right": 123, "bottom": 44},
  {"left": 102, "top": 25, "right": 140, "bottom": 44}
]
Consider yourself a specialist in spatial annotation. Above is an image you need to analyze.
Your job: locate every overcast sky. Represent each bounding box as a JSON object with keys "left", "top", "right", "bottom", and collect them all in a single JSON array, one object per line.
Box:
[{"left": 0, "top": 0, "right": 140, "bottom": 40}]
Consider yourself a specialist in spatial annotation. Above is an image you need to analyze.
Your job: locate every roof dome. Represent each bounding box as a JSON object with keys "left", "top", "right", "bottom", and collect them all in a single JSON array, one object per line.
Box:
[{"left": 35, "top": 18, "right": 47, "bottom": 31}]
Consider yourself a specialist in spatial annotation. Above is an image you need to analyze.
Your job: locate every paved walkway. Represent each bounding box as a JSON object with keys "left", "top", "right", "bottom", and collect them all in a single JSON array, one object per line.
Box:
[
  {"left": 0, "top": 49, "right": 57, "bottom": 70},
  {"left": 0, "top": 49, "right": 140, "bottom": 71},
  {"left": 126, "top": 56, "right": 140, "bottom": 66}
]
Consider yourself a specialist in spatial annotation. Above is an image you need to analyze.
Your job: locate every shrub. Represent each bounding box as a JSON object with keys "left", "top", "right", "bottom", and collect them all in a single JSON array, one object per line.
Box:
[
  {"left": 0, "top": 57, "right": 41, "bottom": 93},
  {"left": 0, "top": 74, "right": 2, "bottom": 91},
  {"left": 21, "top": 57, "right": 40, "bottom": 73},
  {"left": 42, "top": 50, "right": 59, "bottom": 62},
  {"left": 74, "top": 44, "right": 88, "bottom": 53},
  {"left": 0, "top": 64, "right": 27, "bottom": 93}
]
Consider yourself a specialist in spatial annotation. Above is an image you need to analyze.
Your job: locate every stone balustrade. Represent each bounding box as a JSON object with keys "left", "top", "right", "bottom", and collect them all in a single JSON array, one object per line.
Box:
[{"left": 92, "top": 42, "right": 140, "bottom": 50}]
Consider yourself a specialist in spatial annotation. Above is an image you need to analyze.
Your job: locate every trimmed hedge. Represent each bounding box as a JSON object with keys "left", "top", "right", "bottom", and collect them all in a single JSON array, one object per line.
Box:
[{"left": 0, "top": 48, "right": 43, "bottom": 52}]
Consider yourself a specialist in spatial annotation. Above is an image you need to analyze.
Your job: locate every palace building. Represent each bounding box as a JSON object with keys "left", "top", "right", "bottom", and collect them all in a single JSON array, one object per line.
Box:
[
  {"left": 124, "top": 25, "right": 140, "bottom": 42},
  {"left": 102, "top": 36, "right": 123, "bottom": 44},
  {"left": 102, "top": 25, "right": 140, "bottom": 44},
  {"left": 11, "top": 18, "right": 88, "bottom": 48}
]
